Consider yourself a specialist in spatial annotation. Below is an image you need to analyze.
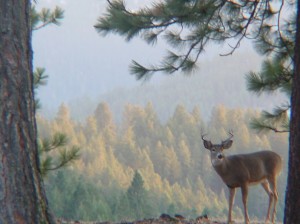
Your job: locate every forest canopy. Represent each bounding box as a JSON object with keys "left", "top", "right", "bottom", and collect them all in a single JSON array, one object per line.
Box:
[{"left": 39, "top": 102, "right": 288, "bottom": 222}]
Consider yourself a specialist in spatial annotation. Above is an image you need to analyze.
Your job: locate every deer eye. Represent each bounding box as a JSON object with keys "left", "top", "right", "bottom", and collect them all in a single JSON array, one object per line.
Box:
[{"left": 211, "top": 148, "right": 216, "bottom": 152}]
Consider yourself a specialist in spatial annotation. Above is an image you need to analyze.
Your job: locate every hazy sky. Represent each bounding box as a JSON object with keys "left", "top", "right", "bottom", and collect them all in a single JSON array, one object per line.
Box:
[
  {"left": 33, "top": 0, "right": 169, "bottom": 108},
  {"left": 33, "top": 0, "right": 276, "bottom": 116}
]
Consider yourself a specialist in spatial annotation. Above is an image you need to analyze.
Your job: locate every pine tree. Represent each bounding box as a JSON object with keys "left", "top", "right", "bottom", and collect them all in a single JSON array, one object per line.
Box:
[
  {"left": 94, "top": 102, "right": 115, "bottom": 132},
  {"left": 126, "top": 170, "right": 152, "bottom": 219},
  {"left": 0, "top": 1, "right": 55, "bottom": 223}
]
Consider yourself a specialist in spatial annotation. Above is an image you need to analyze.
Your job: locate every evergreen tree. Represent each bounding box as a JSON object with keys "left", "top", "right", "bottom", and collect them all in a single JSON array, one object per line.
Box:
[
  {"left": 84, "top": 116, "right": 98, "bottom": 141},
  {"left": 95, "top": 1, "right": 300, "bottom": 222},
  {"left": 46, "top": 170, "right": 113, "bottom": 221},
  {"left": 126, "top": 170, "right": 153, "bottom": 220},
  {"left": 0, "top": 1, "right": 56, "bottom": 222},
  {"left": 122, "top": 103, "right": 160, "bottom": 148},
  {"left": 168, "top": 104, "right": 198, "bottom": 146},
  {"left": 114, "top": 193, "right": 132, "bottom": 221},
  {"left": 94, "top": 102, "right": 115, "bottom": 132}
]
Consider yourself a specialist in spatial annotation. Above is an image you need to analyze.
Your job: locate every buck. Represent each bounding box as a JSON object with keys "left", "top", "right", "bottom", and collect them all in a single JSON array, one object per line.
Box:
[{"left": 202, "top": 132, "right": 282, "bottom": 224}]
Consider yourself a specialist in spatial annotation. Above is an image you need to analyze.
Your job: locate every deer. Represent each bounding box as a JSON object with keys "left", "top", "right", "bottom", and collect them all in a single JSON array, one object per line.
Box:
[{"left": 201, "top": 132, "right": 282, "bottom": 224}]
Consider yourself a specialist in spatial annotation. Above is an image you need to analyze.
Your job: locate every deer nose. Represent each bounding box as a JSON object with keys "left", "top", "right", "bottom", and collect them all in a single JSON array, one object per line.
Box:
[{"left": 217, "top": 153, "right": 223, "bottom": 159}]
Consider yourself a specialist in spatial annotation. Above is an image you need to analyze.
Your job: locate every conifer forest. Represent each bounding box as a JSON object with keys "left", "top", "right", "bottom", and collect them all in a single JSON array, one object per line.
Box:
[{"left": 39, "top": 102, "right": 288, "bottom": 222}]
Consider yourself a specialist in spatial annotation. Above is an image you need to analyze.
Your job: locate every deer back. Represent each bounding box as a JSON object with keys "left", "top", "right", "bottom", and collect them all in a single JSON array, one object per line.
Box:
[{"left": 214, "top": 151, "right": 282, "bottom": 188}]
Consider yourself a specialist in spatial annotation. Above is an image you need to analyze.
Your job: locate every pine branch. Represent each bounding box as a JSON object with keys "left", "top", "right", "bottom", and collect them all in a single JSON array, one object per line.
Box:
[
  {"left": 39, "top": 133, "right": 68, "bottom": 153},
  {"left": 246, "top": 59, "right": 292, "bottom": 95},
  {"left": 46, "top": 147, "right": 80, "bottom": 172},
  {"left": 40, "top": 157, "right": 53, "bottom": 177},
  {"left": 95, "top": 0, "right": 224, "bottom": 79},
  {"left": 33, "top": 67, "right": 48, "bottom": 110},
  {"left": 250, "top": 118, "right": 289, "bottom": 133},
  {"left": 35, "top": 99, "right": 41, "bottom": 111},
  {"left": 220, "top": 0, "right": 260, "bottom": 56},
  {"left": 40, "top": 146, "right": 80, "bottom": 177},
  {"left": 276, "top": 0, "right": 294, "bottom": 62},
  {"left": 129, "top": 60, "right": 174, "bottom": 81},
  {"left": 250, "top": 105, "right": 290, "bottom": 133},
  {"left": 95, "top": 0, "right": 180, "bottom": 41},
  {"left": 261, "top": 105, "right": 290, "bottom": 122},
  {"left": 95, "top": 0, "right": 291, "bottom": 80},
  {"left": 31, "top": 3, "right": 77, "bottom": 179},
  {"left": 33, "top": 67, "right": 48, "bottom": 89},
  {"left": 31, "top": 6, "right": 64, "bottom": 31},
  {"left": 39, "top": 133, "right": 80, "bottom": 178},
  {"left": 95, "top": 0, "right": 295, "bottom": 139}
]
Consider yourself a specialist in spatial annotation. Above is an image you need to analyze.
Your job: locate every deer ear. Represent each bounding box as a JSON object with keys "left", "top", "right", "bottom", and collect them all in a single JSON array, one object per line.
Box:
[
  {"left": 222, "top": 140, "right": 233, "bottom": 149},
  {"left": 203, "top": 140, "right": 213, "bottom": 150}
]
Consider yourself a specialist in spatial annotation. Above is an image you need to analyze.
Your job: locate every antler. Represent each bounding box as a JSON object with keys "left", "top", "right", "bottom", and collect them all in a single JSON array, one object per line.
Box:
[
  {"left": 201, "top": 133, "right": 208, "bottom": 141},
  {"left": 201, "top": 133, "right": 213, "bottom": 150},
  {"left": 222, "top": 130, "right": 233, "bottom": 143},
  {"left": 221, "top": 130, "right": 234, "bottom": 149}
]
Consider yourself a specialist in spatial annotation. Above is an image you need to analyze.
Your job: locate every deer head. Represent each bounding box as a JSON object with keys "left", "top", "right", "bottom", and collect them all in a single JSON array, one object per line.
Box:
[{"left": 201, "top": 131, "right": 233, "bottom": 166}]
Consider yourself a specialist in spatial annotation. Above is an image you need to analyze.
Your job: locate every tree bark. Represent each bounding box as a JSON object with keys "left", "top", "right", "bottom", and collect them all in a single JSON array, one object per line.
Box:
[
  {"left": 284, "top": 1, "right": 300, "bottom": 224},
  {"left": 0, "top": 1, "right": 54, "bottom": 223}
]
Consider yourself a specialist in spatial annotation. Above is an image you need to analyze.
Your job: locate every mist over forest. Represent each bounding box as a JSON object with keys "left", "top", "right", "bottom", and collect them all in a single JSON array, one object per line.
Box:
[{"left": 40, "top": 51, "right": 287, "bottom": 124}]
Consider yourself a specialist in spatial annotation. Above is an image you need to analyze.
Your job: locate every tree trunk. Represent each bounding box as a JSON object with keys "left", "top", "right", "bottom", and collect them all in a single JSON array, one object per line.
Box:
[
  {"left": 0, "top": 1, "right": 54, "bottom": 223},
  {"left": 284, "top": 1, "right": 300, "bottom": 224}
]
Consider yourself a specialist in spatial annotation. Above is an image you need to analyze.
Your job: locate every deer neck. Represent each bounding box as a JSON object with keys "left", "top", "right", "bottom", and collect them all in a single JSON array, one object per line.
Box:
[{"left": 212, "top": 157, "right": 230, "bottom": 176}]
